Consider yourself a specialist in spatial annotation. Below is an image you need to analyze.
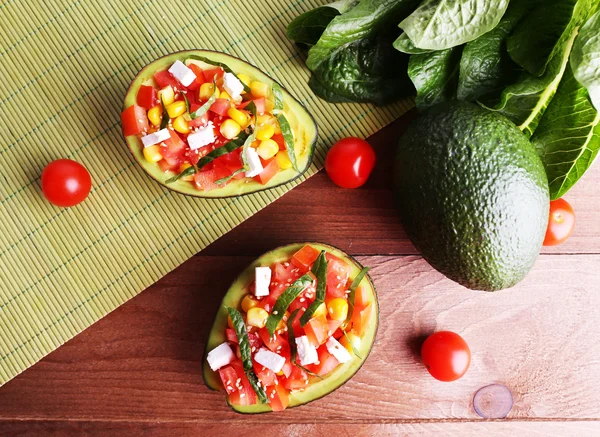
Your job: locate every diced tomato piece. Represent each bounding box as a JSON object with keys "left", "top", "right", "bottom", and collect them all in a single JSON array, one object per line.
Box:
[
  {"left": 289, "top": 297, "right": 310, "bottom": 313},
  {"left": 187, "top": 64, "right": 207, "bottom": 90},
  {"left": 258, "top": 328, "right": 288, "bottom": 353},
  {"left": 351, "top": 303, "right": 374, "bottom": 337},
  {"left": 266, "top": 384, "right": 290, "bottom": 411},
  {"left": 281, "top": 359, "right": 294, "bottom": 378},
  {"left": 254, "top": 158, "right": 279, "bottom": 185},
  {"left": 121, "top": 105, "right": 149, "bottom": 136},
  {"left": 326, "top": 253, "right": 352, "bottom": 298},
  {"left": 283, "top": 366, "right": 309, "bottom": 390},
  {"left": 189, "top": 111, "right": 210, "bottom": 128},
  {"left": 306, "top": 346, "right": 340, "bottom": 376},
  {"left": 136, "top": 85, "right": 157, "bottom": 109},
  {"left": 210, "top": 98, "right": 232, "bottom": 116},
  {"left": 304, "top": 315, "right": 329, "bottom": 347},
  {"left": 252, "top": 97, "right": 266, "bottom": 114},
  {"left": 226, "top": 328, "right": 238, "bottom": 344},
  {"left": 272, "top": 262, "right": 302, "bottom": 286},
  {"left": 161, "top": 130, "right": 187, "bottom": 166},
  {"left": 354, "top": 286, "right": 372, "bottom": 311},
  {"left": 229, "top": 361, "right": 257, "bottom": 405},
  {"left": 289, "top": 308, "right": 305, "bottom": 337},
  {"left": 203, "top": 67, "right": 225, "bottom": 82},
  {"left": 291, "top": 245, "right": 320, "bottom": 271},
  {"left": 157, "top": 159, "right": 179, "bottom": 173},
  {"left": 254, "top": 362, "right": 277, "bottom": 387},
  {"left": 327, "top": 319, "right": 343, "bottom": 337},
  {"left": 272, "top": 133, "right": 286, "bottom": 150},
  {"left": 154, "top": 70, "right": 180, "bottom": 89},
  {"left": 194, "top": 170, "right": 218, "bottom": 191},
  {"left": 218, "top": 364, "right": 240, "bottom": 395}
]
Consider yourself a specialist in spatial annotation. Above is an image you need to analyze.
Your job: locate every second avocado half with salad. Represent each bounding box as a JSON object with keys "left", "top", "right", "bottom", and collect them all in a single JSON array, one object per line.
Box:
[{"left": 121, "top": 50, "right": 317, "bottom": 198}]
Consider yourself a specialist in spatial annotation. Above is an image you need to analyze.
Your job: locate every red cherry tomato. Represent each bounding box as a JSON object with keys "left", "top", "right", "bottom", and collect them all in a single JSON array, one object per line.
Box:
[
  {"left": 543, "top": 198, "right": 575, "bottom": 246},
  {"left": 325, "top": 137, "right": 376, "bottom": 188},
  {"left": 421, "top": 331, "right": 471, "bottom": 382},
  {"left": 41, "top": 159, "right": 92, "bottom": 207}
]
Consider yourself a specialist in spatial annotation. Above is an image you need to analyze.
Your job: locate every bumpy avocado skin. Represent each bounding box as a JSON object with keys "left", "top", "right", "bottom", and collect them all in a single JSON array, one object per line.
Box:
[{"left": 394, "top": 102, "right": 549, "bottom": 291}]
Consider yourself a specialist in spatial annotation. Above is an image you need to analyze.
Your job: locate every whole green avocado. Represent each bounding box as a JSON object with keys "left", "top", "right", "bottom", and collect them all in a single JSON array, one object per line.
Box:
[{"left": 394, "top": 102, "right": 550, "bottom": 291}]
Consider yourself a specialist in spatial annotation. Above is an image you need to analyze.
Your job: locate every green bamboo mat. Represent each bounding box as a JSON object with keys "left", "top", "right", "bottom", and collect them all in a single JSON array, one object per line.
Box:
[{"left": 0, "top": 0, "right": 411, "bottom": 385}]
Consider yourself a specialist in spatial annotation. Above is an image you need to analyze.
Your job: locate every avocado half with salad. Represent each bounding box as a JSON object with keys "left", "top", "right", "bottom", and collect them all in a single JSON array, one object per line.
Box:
[
  {"left": 121, "top": 50, "right": 317, "bottom": 197},
  {"left": 203, "top": 243, "right": 378, "bottom": 413}
]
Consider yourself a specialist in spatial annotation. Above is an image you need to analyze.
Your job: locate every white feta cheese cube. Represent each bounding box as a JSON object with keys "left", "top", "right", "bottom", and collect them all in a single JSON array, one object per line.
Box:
[
  {"left": 187, "top": 123, "right": 216, "bottom": 150},
  {"left": 141, "top": 128, "right": 171, "bottom": 148},
  {"left": 222, "top": 72, "right": 245, "bottom": 100},
  {"left": 207, "top": 342, "right": 235, "bottom": 371},
  {"left": 168, "top": 60, "right": 197, "bottom": 87},
  {"left": 295, "top": 335, "right": 318, "bottom": 366},
  {"left": 326, "top": 336, "right": 352, "bottom": 364},
  {"left": 254, "top": 266, "right": 271, "bottom": 297},
  {"left": 244, "top": 147, "right": 263, "bottom": 177},
  {"left": 254, "top": 348, "right": 285, "bottom": 373}
]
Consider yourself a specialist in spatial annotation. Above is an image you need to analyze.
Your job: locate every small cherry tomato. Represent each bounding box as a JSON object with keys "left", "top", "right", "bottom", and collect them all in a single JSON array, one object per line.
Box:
[
  {"left": 325, "top": 137, "right": 376, "bottom": 188},
  {"left": 41, "top": 159, "right": 92, "bottom": 207},
  {"left": 421, "top": 331, "right": 471, "bottom": 382},
  {"left": 543, "top": 198, "right": 575, "bottom": 246}
]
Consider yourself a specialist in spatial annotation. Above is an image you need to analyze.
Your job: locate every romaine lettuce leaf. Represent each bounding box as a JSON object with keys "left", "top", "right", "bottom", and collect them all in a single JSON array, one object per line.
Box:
[{"left": 571, "top": 8, "right": 600, "bottom": 112}]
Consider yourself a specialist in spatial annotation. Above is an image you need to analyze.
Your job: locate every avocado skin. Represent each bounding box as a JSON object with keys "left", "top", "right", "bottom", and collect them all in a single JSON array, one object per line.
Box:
[{"left": 394, "top": 102, "right": 549, "bottom": 291}]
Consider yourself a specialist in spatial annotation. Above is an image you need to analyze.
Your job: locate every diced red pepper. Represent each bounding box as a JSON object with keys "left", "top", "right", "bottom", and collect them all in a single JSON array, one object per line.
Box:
[
  {"left": 254, "top": 158, "right": 279, "bottom": 185},
  {"left": 306, "top": 346, "right": 340, "bottom": 376},
  {"left": 304, "top": 315, "right": 329, "bottom": 347},
  {"left": 187, "top": 64, "right": 207, "bottom": 90},
  {"left": 272, "top": 133, "right": 286, "bottom": 150},
  {"left": 120, "top": 105, "right": 149, "bottom": 136},
  {"left": 253, "top": 361, "right": 277, "bottom": 387},
  {"left": 203, "top": 67, "right": 225, "bottom": 82},
  {"left": 291, "top": 245, "right": 320, "bottom": 271},
  {"left": 351, "top": 303, "right": 374, "bottom": 337},
  {"left": 136, "top": 85, "right": 157, "bottom": 109},
  {"left": 218, "top": 364, "right": 239, "bottom": 395},
  {"left": 282, "top": 366, "right": 308, "bottom": 390},
  {"left": 265, "top": 384, "right": 290, "bottom": 411}
]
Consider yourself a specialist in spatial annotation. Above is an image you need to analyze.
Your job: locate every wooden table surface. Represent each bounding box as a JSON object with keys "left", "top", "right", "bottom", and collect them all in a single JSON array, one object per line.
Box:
[{"left": 1, "top": 114, "right": 600, "bottom": 436}]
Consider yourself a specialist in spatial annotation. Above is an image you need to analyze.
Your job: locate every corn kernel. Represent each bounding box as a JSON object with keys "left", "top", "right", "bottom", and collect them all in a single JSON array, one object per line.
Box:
[
  {"left": 227, "top": 107, "right": 250, "bottom": 127},
  {"left": 265, "top": 98, "right": 275, "bottom": 112},
  {"left": 247, "top": 307, "right": 269, "bottom": 328},
  {"left": 172, "top": 115, "right": 190, "bottom": 134},
  {"left": 199, "top": 82, "right": 215, "bottom": 100},
  {"left": 340, "top": 331, "right": 361, "bottom": 353},
  {"left": 256, "top": 139, "right": 279, "bottom": 160},
  {"left": 250, "top": 81, "right": 269, "bottom": 98},
  {"left": 256, "top": 123, "right": 275, "bottom": 141},
  {"left": 166, "top": 100, "right": 186, "bottom": 118},
  {"left": 143, "top": 144, "right": 162, "bottom": 163},
  {"left": 241, "top": 295, "right": 260, "bottom": 312},
  {"left": 158, "top": 86, "right": 175, "bottom": 106},
  {"left": 256, "top": 114, "right": 273, "bottom": 125},
  {"left": 220, "top": 119, "right": 242, "bottom": 139},
  {"left": 147, "top": 105, "right": 162, "bottom": 127},
  {"left": 220, "top": 90, "right": 232, "bottom": 101},
  {"left": 237, "top": 73, "right": 252, "bottom": 87},
  {"left": 179, "top": 163, "right": 195, "bottom": 182},
  {"left": 276, "top": 151, "right": 293, "bottom": 170},
  {"left": 313, "top": 303, "right": 327, "bottom": 319},
  {"left": 327, "top": 298, "right": 349, "bottom": 321}
]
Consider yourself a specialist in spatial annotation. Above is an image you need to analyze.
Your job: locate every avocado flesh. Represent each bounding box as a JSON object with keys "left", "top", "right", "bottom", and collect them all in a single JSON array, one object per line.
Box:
[
  {"left": 394, "top": 102, "right": 549, "bottom": 291},
  {"left": 202, "top": 243, "right": 378, "bottom": 413},
  {"left": 123, "top": 50, "right": 318, "bottom": 198}
]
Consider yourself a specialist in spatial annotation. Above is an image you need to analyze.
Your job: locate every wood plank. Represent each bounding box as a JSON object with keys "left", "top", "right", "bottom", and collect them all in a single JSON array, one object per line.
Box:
[
  {"left": 204, "top": 115, "right": 600, "bottom": 257},
  {"left": 1, "top": 254, "right": 599, "bottom": 422},
  {"left": 1, "top": 420, "right": 599, "bottom": 437}
]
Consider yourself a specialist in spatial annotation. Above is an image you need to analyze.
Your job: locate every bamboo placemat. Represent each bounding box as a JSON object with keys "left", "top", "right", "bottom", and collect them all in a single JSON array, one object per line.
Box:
[{"left": 0, "top": 0, "right": 411, "bottom": 385}]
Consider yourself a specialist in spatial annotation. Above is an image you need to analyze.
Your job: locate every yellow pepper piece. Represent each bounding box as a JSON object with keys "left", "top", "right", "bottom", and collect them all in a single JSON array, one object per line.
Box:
[
  {"left": 250, "top": 81, "right": 269, "bottom": 98},
  {"left": 340, "top": 331, "right": 361, "bottom": 353},
  {"left": 276, "top": 151, "right": 292, "bottom": 170},
  {"left": 257, "top": 139, "right": 279, "bottom": 160},
  {"left": 172, "top": 114, "right": 190, "bottom": 134},
  {"left": 237, "top": 73, "right": 252, "bottom": 87},
  {"left": 147, "top": 105, "right": 162, "bottom": 127},
  {"left": 143, "top": 144, "right": 162, "bottom": 163},
  {"left": 158, "top": 86, "right": 174, "bottom": 106}
]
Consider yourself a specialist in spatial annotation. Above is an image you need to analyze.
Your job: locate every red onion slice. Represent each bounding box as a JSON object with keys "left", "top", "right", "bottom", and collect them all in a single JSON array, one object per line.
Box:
[{"left": 473, "top": 384, "right": 513, "bottom": 419}]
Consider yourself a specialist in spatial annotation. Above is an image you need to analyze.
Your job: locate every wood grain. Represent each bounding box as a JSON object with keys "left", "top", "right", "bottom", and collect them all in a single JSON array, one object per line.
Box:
[
  {"left": 1, "top": 421, "right": 599, "bottom": 437},
  {"left": 1, "top": 255, "right": 599, "bottom": 425},
  {"left": 204, "top": 115, "right": 600, "bottom": 257}
]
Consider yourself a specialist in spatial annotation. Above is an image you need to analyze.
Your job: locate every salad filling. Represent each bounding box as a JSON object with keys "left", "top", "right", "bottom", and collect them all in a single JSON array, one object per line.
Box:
[
  {"left": 121, "top": 56, "right": 299, "bottom": 192},
  {"left": 205, "top": 244, "right": 374, "bottom": 412}
]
